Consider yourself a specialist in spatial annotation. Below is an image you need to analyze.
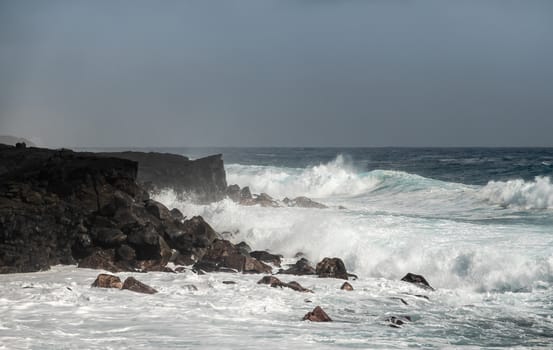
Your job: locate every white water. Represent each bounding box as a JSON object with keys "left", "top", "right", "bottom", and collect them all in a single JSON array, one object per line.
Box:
[{"left": 2, "top": 156, "right": 553, "bottom": 348}]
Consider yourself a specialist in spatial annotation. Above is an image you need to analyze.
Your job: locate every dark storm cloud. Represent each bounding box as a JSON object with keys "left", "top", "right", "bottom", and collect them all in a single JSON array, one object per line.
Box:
[{"left": 1, "top": 0, "right": 552, "bottom": 147}]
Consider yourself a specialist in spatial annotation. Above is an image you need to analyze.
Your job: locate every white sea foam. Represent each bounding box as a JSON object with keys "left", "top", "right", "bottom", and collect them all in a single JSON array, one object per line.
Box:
[
  {"left": 480, "top": 176, "right": 553, "bottom": 209},
  {"left": 153, "top": 190, "right": 553, "bottom": 293},
  {"left": 226, "top": 154, "right": 381, "bottom": 199}
]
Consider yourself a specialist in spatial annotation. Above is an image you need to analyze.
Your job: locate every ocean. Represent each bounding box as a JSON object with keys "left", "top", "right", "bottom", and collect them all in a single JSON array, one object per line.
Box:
[{"left": 1, "top": 147, "right": 552, "bottom": 349}]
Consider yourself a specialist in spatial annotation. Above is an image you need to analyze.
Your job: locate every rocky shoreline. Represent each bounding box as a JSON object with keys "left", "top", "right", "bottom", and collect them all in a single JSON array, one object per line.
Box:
[{"left": 0, "top": 143, "right": 433, "bottom": 326}]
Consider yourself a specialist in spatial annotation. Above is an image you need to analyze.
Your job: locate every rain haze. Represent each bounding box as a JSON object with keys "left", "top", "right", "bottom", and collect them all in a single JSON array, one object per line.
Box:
[{"left": 1, "top": 0, "right": 552, "bottom": 147}]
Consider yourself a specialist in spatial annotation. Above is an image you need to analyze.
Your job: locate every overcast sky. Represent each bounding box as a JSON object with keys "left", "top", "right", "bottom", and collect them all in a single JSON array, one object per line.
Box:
[{"left": 1, "top": 0, "right": 552, "bottom": 147}]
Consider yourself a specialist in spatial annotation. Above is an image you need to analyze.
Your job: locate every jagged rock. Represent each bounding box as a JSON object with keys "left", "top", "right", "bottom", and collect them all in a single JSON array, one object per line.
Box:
[
  {"left": 240, "top": 187, "right": 252, "bottom": 201},
  {"left": 226, "top": 184, "right": 241, "bottom": 202},
  {"left": 121, "top": 276, "right": 158, "bottom": 294},
  {"left": 91, "top": 273, "right": 123, "bottom": 289},
  {"left": 401, "top": 273, "right": 434, "bottom": 291},
  {"left": 340, "top": 282, "right": 353, "bottom": 291},
  {"left": 97, "top": 151, "right": 227, "bottom": 203},
  {"left": 316, "top": 257, "right": 349, "bottom": 280},
  {"left": 386, "top": 315, "right": 412, "bottom": 328},
  {"left": 144, "top": 199, "right": 172, "bottom": 221},
  {"left": 302, "top": 306, "right": 332, "bottom": 322},
  {"left": 250, "top": 250, "right": 282, "bottom": 267},
  {"left": 193, "top": 239, "right": 271, "bottom": 274},
  {"left": 283, "top": 196, "right": 327, "bottom": 209},
  {"left": 164, "top": 216, "right": 219, "bottom": 265},
  {"left": 0, "top": 144, "right": 227, "bottom": 275},
  {"left": 278, "top": 258, "right": 316, "bottom": 275},
  {"left": 236, "top": 241, "right": 252, "bottom": 255}
]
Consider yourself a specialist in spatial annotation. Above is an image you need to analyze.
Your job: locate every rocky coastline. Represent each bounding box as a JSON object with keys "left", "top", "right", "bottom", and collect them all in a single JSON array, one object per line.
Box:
[{"left": 0, "top": 143, "right": 433, "bottom": 325}]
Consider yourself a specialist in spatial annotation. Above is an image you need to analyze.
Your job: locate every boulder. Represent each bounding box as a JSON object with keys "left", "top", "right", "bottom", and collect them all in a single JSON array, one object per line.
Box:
[
  {"left": 400, "top": 273, "right": 434, "bottom": 291},
  {"left": 91, "top": 273, "right": 123, "bottom": 289},
  {"left": 302, "top": 306, "right": 332, "bottom": 322},
  {"left": 286, "top": 281, "right": 313, "bottom": 293},
  {"left": 121, "top": 276, "right": 158, "bottom": 294},
  {"left": 164, "top": 216, "right": 218, "bottom": 264},
  {"left": 249, "top": 250, "right": 282, "bottom": 267},
  {"left": 340, "top": 282, "right": 354, "bottom": 291},
  {"left": 278, "top": 258, "right": 316, "bottom": 276},
  {"left": 315, "top": 257, "right": 349, "bottom": 280}
]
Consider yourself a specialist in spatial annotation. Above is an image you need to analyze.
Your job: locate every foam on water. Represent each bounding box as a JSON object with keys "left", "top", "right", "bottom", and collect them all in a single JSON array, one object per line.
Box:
[{"left": 3, "top": 154, "right": 553, "bottom": 349}]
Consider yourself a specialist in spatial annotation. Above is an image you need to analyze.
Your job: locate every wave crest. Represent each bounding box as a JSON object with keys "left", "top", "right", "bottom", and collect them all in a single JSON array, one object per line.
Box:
[{"left": 480, "top": 176, "right": 553, "bottom": 209}]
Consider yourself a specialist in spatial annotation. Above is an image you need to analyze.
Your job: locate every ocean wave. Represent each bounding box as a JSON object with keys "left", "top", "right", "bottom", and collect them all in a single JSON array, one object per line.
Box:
[
  {"left": 480, "top": 176, "right": 553, "bottom": 209},
  {"left": 225, "top": 155, "right": 462, "bottom": 199},
  {"left": 153, "top": 191, "right": 553, "bottom": 292}
]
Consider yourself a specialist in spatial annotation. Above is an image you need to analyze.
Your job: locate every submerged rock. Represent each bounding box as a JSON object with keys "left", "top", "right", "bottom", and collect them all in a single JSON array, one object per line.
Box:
[
  {"left": 282, "top": 196, "right": 327, "bottom": 209},
  {"left": 401, "top": 273, "right": 434, "bottom": 291},
  {"left": 91, "top": 273, "right": 123, "bottom": 289},
  {"left": 257, "top": 275, "right": 313, "bottom": 293},
  {"left": 386, "top": 315, "right": 412, "bottom": 328},
  {"left": 121, "top": 276, "right": 158, "bottom": 294},
  {"left": 302, "top": 306, "right": 332, "bottom": 322},
  {"left": 316, "top": 257, "right": 349, "bottom": 280}
]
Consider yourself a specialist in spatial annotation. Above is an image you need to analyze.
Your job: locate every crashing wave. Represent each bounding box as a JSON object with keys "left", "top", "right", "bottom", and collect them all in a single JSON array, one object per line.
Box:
[{"left": 480, "top": 176, "right": 553, "bottom": 209}]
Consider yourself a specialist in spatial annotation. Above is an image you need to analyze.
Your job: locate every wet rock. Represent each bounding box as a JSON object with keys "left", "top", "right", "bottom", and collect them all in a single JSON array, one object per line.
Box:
[
  {"left": 121, "top": 276, "right": 158, "bottom": 294},
  {"left": 278, "top": 258, "right": 316, "bottom": 276},
  {"left": 340, "top": 281, "right": 354, "bottom": 291},
  {"left": 239, "top": 187, "right": 252, "bottom": 201},
  {"left": 282, "top": 196, "right": 327, "bottom": 209},
  {"left": 165, "top": 216, "right": 219, "bottom": 264},
  {"left": 222, "top": 280, "right": 236, "bottom": 285},
  {"left": 250, "top": 250, "right": 282, "bottom": 267},
  {"left": 401, "top": 273, "right": 434, "bottom": 291},
  {"left": 193, "top": 239, "right": 271, "bottom": 274},
  {"left": 91, "top": 273, "right": 123, "bottom": 289},
  {"left": 302, "top": 306, "right": 332, "bottom": 322},
  {"left": 241, "top": 192, "right": 279, "bottom": 207},
  {"left": 257, "top": 276, "right": 313, "bottom": 292},
  {"left": 316, "top": 257, "right": 349, "bottom": 280},
  {"left": 258, "top": 275, "right": 285, "bottom": 288},
  {"left": 286, "top": 281, "right": 313, "bottom": 293}
]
